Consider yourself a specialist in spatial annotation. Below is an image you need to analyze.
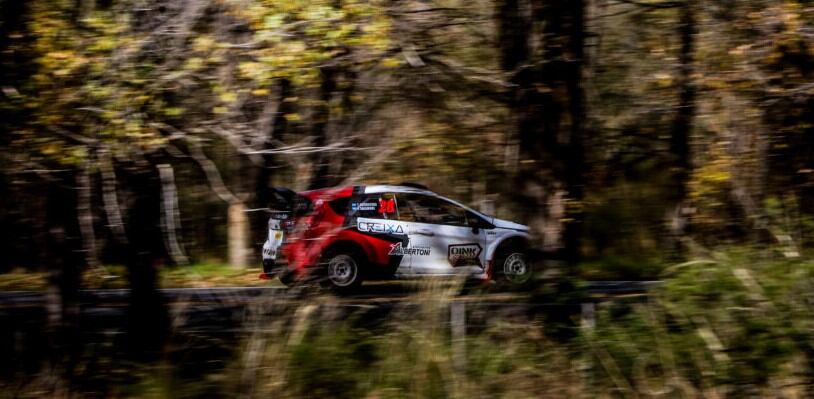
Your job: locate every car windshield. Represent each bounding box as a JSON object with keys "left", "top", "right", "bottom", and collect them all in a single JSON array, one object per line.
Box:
[
  {"left": 398, "top": 194, "right": 468, "bottom": 226},
  {"left": 435, "top": 195, "right": 491, "bottom": 221}
]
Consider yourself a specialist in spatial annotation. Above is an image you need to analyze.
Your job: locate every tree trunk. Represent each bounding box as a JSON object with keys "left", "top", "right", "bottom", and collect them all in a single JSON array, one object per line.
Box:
[
  {"left": 45, "top": 171, "right": 83, "bottom": 388},
  {"left": 329, "top": 69, "right": 358, "bottom": 180},
  {"left": 123, "top": 167, "right": 168, "bottom": 361},
  {"left": 77, "top": 162, "right": 100, "bottom": 268},
  {"left": 308, "top": 66, "right": 337, "bottom": 189},
  {"left": 499, "top": 0, "right": 587, "bottom": 267},
  {"left": 666, "top": 0, "right": 696, "bottom": 254},
  {"left": 253, "top": 79, "right": 292, "bottom": 247},
  {"left": 560, "top": 0, "right": 587, "bottom": 267},
  {"left": 497, "top": 0, "right": 530, "bottom": 75},
  {"left": 158, "top": 163, "right": 189, "bottom": 265},
  {"left": 498, "top": 0, "right": 554, "bottom": 248},
  {"left": 100, "top": 150, "right": 128, "bottom": 244},
  {"left": 228, "top": 200, "right": 250, "bottom": 268}
]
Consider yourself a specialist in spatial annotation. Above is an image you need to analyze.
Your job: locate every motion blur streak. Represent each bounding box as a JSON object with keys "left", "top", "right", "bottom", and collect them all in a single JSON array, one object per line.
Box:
[{"left": 2, "top": 0, "right": 814, "bottom": 397}]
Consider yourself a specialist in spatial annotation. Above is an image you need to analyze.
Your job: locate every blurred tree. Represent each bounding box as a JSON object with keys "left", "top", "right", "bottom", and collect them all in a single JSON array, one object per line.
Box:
[
  {"left": 3, "top": 0, "right": 814, "bottom": 279},
  {"left": 497, "top": 0, "right": 587, "bottom": 267},
  {"left": 666, "top": 0, "right": 696, "bottom": 253}
]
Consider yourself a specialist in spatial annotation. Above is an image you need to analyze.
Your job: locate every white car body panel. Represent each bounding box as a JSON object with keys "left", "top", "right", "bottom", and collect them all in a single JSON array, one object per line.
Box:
[
  {"left": 364, "top": 186, "right": 531, "bottom": 278},
  {"left": 262, "top": 219, "right": 284, "bottom": 262},
  {"left": 404, "top": 220, "right": 487, "bottom": 276}
]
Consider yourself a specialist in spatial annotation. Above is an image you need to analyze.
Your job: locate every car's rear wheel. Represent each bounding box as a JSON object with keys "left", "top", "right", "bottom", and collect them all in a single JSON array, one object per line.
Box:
[
  {"left": 321, "top": 248, "right": 364, "bottom": 292},
  {"left": 278, "top": 270, "right": 296, "bottom": 287}
]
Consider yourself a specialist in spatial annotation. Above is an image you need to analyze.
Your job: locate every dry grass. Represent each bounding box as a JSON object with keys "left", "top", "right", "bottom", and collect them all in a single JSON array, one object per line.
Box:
[
  {"left": 231, "top": 278, "right": 586, "bottom": 398},
  {"left": 0, "top": 263, "right": 271, "bottom": 291},
  {"left": 0, "top": 268, "right": 48, "bottom": 291}
]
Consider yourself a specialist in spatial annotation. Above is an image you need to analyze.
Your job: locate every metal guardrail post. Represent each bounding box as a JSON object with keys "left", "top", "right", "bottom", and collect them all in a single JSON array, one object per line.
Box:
[
  {"left": 450, "top": 302, "right": 466, "bottom": 372},
  {"left": 581, "top": 302, "right": 595, "bottom": 329},
  {"left": 581, "top": 302, "right": 597, "bottom": 396}
]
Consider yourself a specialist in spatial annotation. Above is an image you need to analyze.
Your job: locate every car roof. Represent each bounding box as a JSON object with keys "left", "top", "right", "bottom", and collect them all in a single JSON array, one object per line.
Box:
[
  {"left": 297, "top": 184, "right": 493, "bottom": 221},
  {"left": 363, "top": 185, "right": 435, "bottom": 196},
  {"left": 361, "top": 185, "right": 492, "bottom": 221},
  {"left": 297, "top": 185, "right": 434, "bottom": 199}
]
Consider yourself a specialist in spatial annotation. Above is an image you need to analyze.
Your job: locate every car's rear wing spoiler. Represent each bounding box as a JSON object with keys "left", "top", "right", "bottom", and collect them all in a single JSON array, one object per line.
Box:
[{"left": 267, "top": 187, "right": 312, "bottom": 219}]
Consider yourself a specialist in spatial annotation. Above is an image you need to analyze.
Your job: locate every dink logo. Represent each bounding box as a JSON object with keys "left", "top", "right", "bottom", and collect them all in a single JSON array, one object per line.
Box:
[{"left": 448, "top": 243, "right": 482, "bottom": 267}]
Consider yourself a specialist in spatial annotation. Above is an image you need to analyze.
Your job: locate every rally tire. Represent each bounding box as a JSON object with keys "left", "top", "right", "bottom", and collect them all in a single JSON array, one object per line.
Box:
[
  {"left": 320, "top": 247, "right": 365, "bottom": 292},
  {"left": 278, "top": 270, "right": 296, "bottom": 287},
  {"left": 494, "top": 247, "right": 533, "bottom": 289}
]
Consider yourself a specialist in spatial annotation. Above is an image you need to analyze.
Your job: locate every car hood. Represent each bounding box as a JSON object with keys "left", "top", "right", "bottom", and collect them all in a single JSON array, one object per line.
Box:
[{"left": 490, "top": 217, "right": 530, "bottom": 232}]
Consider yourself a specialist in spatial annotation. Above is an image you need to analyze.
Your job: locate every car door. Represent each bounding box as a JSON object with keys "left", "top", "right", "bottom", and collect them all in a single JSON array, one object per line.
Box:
[
  {"left": 398, "top": 193, "right": 487, "bottom": 275},
  {"left": 349, "top": 192, "right": 413, "bottom": 274}
]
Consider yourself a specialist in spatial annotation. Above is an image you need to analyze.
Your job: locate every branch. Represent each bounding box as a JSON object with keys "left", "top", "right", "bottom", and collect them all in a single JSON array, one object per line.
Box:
[
  {"left": 47, "top": 126, "right": 96, "bottom": 145},
  {"left": 99, "top": 149, "right": 129, "bottom": 245},
  {"left": 611, "top": 0, "right": 683, "bottom": 9},
  {"left": 245, "top": 141, "right": 371, "bottom": 155},
  {"left": 208, "top": 125, "right": 264, "bottom": 165},
  {"left": 157, "top": 163, "right": 190, "bottom": 265},
  {"left": 394, "top": 7, "right": 459, "bottom": 14},
  {"left": 425, "top": 55, "right": 513, "bottom": 89},
  {"left": 187, "top": 139, "right": 238, "bottom": 204}
]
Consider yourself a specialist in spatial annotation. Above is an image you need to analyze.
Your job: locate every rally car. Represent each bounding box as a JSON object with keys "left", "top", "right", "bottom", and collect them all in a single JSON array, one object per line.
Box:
[{"left": 260, "top": 183, "right": 533, "bottom": 290}]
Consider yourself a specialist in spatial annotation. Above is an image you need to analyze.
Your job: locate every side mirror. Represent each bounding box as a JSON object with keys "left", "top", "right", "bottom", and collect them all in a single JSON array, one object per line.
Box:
[{"left": 467, "top": 213, "right": 487, "bottom": 234}]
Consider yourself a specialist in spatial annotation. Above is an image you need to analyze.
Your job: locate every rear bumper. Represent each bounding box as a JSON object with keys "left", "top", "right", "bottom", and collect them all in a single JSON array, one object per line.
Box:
[{"left": 259, "top": 258, "right": 288, "bottom": 280}]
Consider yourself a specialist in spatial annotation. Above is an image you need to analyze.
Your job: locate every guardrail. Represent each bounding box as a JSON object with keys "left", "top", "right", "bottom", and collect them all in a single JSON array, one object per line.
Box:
[{"left": 0, "top": 281, "right": 662, "bottom": 307}]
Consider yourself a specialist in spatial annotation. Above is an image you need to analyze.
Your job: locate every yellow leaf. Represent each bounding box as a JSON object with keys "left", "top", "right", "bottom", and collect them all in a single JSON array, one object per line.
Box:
[
  {"left": 380, "top": 57, "right": 402, "bottom": 68},
  {"left": 219, "top": 92, "right": 237, "bottom": 103},
  {"left": 164, "top": 107, "right": 185, "bottom": 116}
]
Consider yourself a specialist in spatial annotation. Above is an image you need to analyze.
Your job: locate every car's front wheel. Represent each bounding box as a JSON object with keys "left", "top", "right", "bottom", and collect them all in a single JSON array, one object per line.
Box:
[
  {"left": 321, "top": 248, "right": 364, "bottom": 292},
  {"left": 495, "top": 248, "right": 533, "bottom": 288}
]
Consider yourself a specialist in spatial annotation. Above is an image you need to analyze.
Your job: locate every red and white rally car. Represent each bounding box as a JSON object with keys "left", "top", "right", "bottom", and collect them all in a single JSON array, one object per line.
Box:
[{"left": 261, "top": 184, "right": 533, "bottom": 290}]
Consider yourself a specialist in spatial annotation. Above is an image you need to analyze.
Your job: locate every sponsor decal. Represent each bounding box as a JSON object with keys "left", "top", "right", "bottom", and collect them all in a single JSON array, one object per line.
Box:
[
  {"left": 351, "top": 202, "right": 378, "bottom": 212},
  {"left": 262, "top": 246, "right": 275, "bottom": 258},
  {"left": 358, "top": 221, "right": 406, "bottom": 235},
  {"left": 448, "top": 243, "right": 482, "bottom": 267},
  {"left": 388, "top": 242, "right": 431, "bottom": 256}
]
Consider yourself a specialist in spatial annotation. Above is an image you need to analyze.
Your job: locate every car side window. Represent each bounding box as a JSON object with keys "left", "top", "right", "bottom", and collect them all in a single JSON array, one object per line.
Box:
[
  {"left": 399, "top": 194, "right": 468, "bottom": 226},
  {"left": 328, "top": 197, "right": 350, "bottom": 215},
  {"left": 350, "top": 193, "right": 399, "bottom": 220}
]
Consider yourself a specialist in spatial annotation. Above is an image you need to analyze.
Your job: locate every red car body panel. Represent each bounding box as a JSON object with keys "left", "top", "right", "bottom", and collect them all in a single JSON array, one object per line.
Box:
[{"left": 279, "top": 186, "right": 399, "bottom": 276}]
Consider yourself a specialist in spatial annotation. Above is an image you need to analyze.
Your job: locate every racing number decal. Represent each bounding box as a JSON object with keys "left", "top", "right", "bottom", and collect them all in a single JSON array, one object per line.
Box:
[{"left": 378, "top": 198, "right": 396, "bottom": 215}]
